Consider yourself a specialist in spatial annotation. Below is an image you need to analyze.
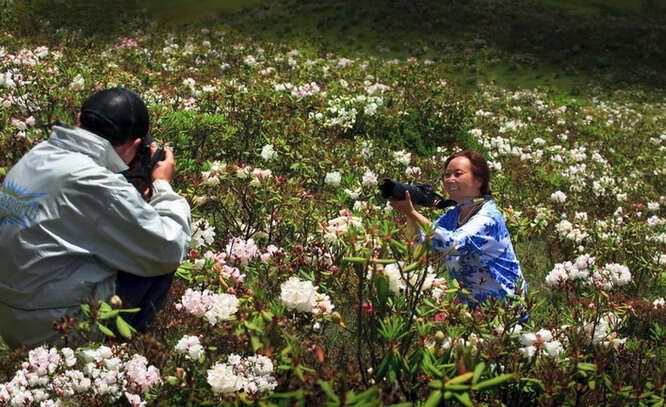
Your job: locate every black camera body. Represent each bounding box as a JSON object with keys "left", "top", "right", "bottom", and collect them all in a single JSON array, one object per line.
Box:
[
  {"left": 379, "top": 179, "right": 455, "bottom": 209},
  {"left": 121, "top": 134, "right": 165, "bottom": 200}
]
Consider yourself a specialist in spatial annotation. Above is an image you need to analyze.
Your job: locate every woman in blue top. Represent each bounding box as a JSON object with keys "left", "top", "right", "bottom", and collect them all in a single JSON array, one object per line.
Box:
[{"left": 390, "top": 150, "right": 525, "bottom": 306}]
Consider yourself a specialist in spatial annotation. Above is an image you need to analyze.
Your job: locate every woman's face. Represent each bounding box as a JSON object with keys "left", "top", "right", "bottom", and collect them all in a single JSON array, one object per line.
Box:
[{"left": 443, "top": 156, "right": 483, "bottom": 202}]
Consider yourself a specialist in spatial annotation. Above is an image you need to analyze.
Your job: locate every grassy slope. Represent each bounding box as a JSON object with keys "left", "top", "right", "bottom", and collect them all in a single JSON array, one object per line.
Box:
[{"left": 141, "top": 0, "right": 666, "bottom": 97}]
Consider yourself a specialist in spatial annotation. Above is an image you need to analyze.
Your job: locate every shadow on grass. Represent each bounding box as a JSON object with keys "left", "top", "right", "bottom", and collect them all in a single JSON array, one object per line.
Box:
[
  {"left": 219, "top": 0, "right": 666, "bottom": 92},
  {"left": 5, "top": 0, "right": 666, "bottom": 92}
]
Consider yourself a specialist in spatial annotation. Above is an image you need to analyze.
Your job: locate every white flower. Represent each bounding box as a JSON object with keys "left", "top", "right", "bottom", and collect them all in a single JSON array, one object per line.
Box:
[
  {"left": 324, "top": 171, "right": 341, "bottom": 186},
  {"left": 361, "top": 170, "right": 378, "bottom": 187},
  {"left": 405, "top": 166, "right": 422, "bottom": 177},
  {"left": 519, "top": 346, "right": 536, "bottom": 360},
  {"left": 535, "top": 329, "right": 553, "bottom": 343},
  {"left": 647, "top": 202, "right": 660, "bottom": 211},
  {"left": 70, "top": 74, "right": 85, "bottom": 90},
  {"left": 10, "top": 118, "right": 27, "bottom": 131},
  {"left": 182, "top": 77, "right": 196, "bottom": 88},
  {"left": 175, "top": 335, "right": 204, "bottom": 360},
  {"left": 260, "top": 144, "right": 277, "bottom": 161},
  {"left": 61, "top": 348, "right": 76, "bottom": 367},
  {"left": 599, "top": 263, "right": 632, "bottom": 288},
  {"left": 204, "top": 293, "right": 239, "bottom": 325},
  {"left": 280, "top": 277, "right": 317, "bottom": 313},
  {"left": 1, "top": 71, "right": 16, "bottom": 88},
  {"left": 207, "top": 362, "right": 243, "bottom": 394},
  {"left": 344, "top": 187, "right": 361, "bottom": 199},
  {"left": 383, "top": 263, "right": 437, "bottom": 295},
  {"left": 519, "top": 332, "right": 537, "bottom": 346},
  {"left": 191, "top": 219, "right": 216, "bottom": 249},
  {"left": 544, "top": 340, "right": 564, "bottom": 357},
  {"left": 393, "top": 150, "right": 411, "bottom": 166},
  {"left": 550, "top": 191, "right": 567, "bottom": 203},
  {"left": 653, "top": 298, "right": 665, "bottom": 308},
  {"left": 647, "top": 216, "right": 663, "bottom": 227}
]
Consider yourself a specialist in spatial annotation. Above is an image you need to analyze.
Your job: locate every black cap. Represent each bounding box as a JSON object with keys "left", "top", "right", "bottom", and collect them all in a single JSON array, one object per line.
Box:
[{"left": 79, "top": 87, "right": 149, "bottom": 145}]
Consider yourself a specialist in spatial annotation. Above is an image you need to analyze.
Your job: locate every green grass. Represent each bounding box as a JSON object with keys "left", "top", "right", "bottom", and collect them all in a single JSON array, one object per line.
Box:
[
  {"left": 139, "top": 0, "right": 263, "bottom": 24},
  {"left": 201, "top": 0, "right": 666, "bottom": 96},
  {"left": 12, "top": 0, "right": 666, "bottom": 96}
]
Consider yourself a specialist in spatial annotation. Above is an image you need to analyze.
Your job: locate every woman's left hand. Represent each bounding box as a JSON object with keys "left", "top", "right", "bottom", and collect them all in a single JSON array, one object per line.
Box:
[{"left": 389, "top": 191, "right": 417, "bottom": 216}]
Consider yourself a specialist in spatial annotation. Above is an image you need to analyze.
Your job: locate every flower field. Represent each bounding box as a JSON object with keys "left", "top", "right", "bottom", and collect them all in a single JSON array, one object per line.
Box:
[{"left": 1, "top": 0, "right": 665, "bottom": 405}]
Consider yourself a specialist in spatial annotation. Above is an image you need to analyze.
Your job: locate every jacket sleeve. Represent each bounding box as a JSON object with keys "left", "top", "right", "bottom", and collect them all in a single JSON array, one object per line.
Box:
[
  {"left": 430, "top": 214, "right": 497, "bottom": 256},
  {"left": 75, "top": 171, "right": 192, "bottom": 277}
]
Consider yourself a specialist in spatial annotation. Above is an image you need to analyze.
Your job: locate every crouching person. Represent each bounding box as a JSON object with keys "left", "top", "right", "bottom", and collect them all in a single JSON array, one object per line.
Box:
[{"left": 0, "top": 88, "right": 191, "bottom": 348}]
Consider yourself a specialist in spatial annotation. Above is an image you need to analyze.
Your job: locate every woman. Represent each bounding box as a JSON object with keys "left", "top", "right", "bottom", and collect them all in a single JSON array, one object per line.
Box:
[{"left": 390, "top": 150, "right": 525, "bottom": 306}]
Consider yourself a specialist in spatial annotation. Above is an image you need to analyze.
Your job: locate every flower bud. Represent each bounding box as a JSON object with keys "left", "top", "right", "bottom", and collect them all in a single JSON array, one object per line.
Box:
[{"left": 109, "top": 295, "right": 123, "bottom": 308}]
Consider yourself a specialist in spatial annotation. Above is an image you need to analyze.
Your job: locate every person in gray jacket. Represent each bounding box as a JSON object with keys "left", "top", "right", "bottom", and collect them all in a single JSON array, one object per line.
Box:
[{"left": 0, "top": 88, "right": 192, "bottom": 348}]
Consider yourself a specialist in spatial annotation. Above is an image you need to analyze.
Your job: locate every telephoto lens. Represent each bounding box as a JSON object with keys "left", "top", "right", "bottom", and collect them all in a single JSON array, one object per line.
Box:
[{"left": 379, "top": 179, "right": 454, "bottom": 208}]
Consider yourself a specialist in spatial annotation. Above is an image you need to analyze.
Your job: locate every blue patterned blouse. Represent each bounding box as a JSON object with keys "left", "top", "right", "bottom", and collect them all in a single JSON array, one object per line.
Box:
[{"left": 425, "top": 200, "right": 525, "bottom": 305}]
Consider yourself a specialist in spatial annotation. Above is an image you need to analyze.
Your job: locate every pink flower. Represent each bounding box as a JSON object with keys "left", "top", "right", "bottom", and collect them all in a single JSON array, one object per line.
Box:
[{"left": 125, "top": 392, "right": 146, "bottom": 407}]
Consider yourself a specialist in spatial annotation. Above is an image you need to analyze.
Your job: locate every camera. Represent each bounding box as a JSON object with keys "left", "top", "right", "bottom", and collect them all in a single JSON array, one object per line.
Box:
[
  {"left": 379, "top": 179, "right": 455, "bottom": 209},
  {"left": 121, "top": 133, "right": 165, "bottom": 199}
]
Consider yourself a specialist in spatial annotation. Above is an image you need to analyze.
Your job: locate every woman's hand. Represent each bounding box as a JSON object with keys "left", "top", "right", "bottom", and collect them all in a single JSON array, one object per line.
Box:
[{"left": 389, "top": 191, "right": 417, "bottom": 216}]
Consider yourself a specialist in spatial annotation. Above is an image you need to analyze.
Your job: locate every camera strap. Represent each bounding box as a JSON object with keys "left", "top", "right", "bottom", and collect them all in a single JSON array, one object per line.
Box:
[
  {"left": 457, "top": 195, "right": 492, "bottom": 208},
  {"left": 456, "top": 196, "right": 492, "bottom": 227}
]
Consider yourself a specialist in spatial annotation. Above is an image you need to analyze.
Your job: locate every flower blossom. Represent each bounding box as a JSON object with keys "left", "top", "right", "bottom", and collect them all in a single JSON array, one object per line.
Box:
[
  {"left": 191, "top": 218, "right": 216, "bottom": 249},
  {"left": 280, "top": 277, "right": 334, "bottom": 315},
  {"left": 260, "top": 144, "right": 277, "bottom": 160},
  {"left": 550, "top": 191, "right": 567, "bottom": 203},
  {"left": 324, "top": 171, "right": 341, "bottom": 186},
  {"left": 175, "top": 335, "right": 204, "bottom": 360},
  {"left": 361, "top": 170, "right": 378, "bottom": 187},
  {"left": 207, "top": 354, "right": 277, "bottom": 395}
]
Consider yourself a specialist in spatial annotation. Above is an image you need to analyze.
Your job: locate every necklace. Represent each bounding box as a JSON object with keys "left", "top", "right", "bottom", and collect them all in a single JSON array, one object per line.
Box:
[{"left": 457, "top": 200, "right": 486, "bottom": 227}]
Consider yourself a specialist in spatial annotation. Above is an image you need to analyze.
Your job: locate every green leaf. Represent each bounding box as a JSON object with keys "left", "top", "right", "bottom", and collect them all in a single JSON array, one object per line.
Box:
[
  {"left": 376, "top": 275, "right": 391, "bottom": 305},
  {"left": 80, "top": 304, "right": 91, "bottom": 316},
  {"left": 472, "top": 362, "right": 485, "bottom": 384},
  {"left": 472, "top": 374, "right": 514, "bottom": 391},
  {"left": 115, "top": 316, "right": 135, "bottom": 340},
  {"left": 452, "top": 392, "right": 473, "bottom": 407},
  {"left": 423, "top": 390, "right": 442, "bottom": 407},
  {"left": 96, "top": 321, "right": 116, "bottom": 338},
  {"left": 388, "top": 239, "right": 408, "bottom": 256},
  {"left": 318, "top": 380, "right": 340, "bottom": 404},
  {"left": 443, "top": 383, "right": 470, "bottom": 391},
  {"left": 294, "top": 365, "right": 305, "bottom": 381},
  {"left": 372, "top": 258, "right": 397, "bottom": 264},
  {"left": 118, "top": 308, "right": 141, "bottom": 314},
  {"left": 345, "top": 387, "right": 378, "bottom": 405},
  {"left": 427, "top": 380, "right": 443, "bottom": 389},
  {"left": 403, "top": 262, "right": 420, "bottom": 273},
  {"left": 422, "top": 352, "right": 444, "bottom": 377},
  {"left": 577, "top": 362, "right": 597, "bottom": 372},
  {"left": 343, "top": 257, "right": 369, "bottom": 264},
  {"left": 99, "top": 309, "right": 120, "bottom": 319},
  {"left": 250, "top": 336, "right": 262, "bottom": 352},
  {"left": 446, "top": 372, "right": 473, "bottom": 385},
  {"left": 375, "top": 353, "right": 392, "bottom": 380}
]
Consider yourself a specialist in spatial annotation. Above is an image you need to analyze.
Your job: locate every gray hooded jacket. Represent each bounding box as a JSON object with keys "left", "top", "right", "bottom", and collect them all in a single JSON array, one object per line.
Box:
[{"left": 0, "top": 125, "right": 191, "bottom": 347}]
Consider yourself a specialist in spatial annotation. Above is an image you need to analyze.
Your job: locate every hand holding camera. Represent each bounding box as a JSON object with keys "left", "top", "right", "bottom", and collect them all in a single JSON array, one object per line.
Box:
[
  {"left": 151, "top": 143, "right": 174, "bottom": 182},
  {"left": 122, "top": 134, "right": 169, "bottom": 199},
  {"left": 379, "top": 179, "right": 455, "bottom": 210}
]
